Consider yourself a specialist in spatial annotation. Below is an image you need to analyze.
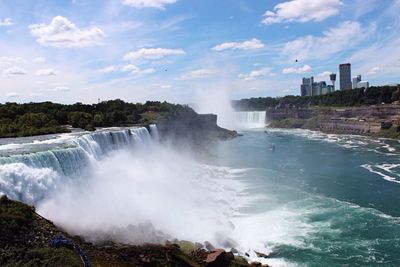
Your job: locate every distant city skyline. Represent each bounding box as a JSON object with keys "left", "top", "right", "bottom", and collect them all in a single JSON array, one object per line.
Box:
[
  {"left": 300, "top": 62, "right": 370, "bottom": 96},
  {"left": 0, "top": 0, "right": 399, "bottom": 104}
]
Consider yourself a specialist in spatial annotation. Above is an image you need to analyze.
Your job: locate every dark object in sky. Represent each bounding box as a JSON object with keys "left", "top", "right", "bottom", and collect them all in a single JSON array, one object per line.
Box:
[
  {"left": 165, "top": 69, "right": 168, "bottom": 72},
  {"left": 295, "top": 59, "right": 298, "bottom": 62}
]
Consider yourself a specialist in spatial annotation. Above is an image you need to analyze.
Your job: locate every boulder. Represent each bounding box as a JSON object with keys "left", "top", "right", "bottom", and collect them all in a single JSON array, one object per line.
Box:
[
  {"left": 205, "top": 249, "right": 234, "bottom": 267},
  {"left": 204, "top": 241, "right": 215, "bottom": 251},
  {"left": 254, "top": 251, "right": 269, "bottom": 258}
]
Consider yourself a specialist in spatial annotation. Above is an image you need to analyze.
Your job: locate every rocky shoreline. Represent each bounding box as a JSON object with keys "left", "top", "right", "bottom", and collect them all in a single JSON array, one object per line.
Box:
[
  {"left": 0, "top": 195, "right": 269, "bottom": 267},
  {"left": 266, "top": 104, "right": 400, "bottom": 139}
]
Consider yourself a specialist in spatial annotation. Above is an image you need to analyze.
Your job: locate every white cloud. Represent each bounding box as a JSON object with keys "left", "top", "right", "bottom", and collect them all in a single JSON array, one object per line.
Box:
[
  {"left": 212, "top": 38, "right": 265, "bottom": 51},
  {"left": 367, "top": 66, "right": 381, "bottom": 75},
  {"left": 121, "top": 64, "right": 155, "bottom": 76},
  {"left": 29, "top": 16, "right": 104, "bottom": 48},
  {"left": 122, "top": 64, "right": 138, "bottom": 72},
  {"left": 36, "top": 68, "right": 57, "bottom": 76},
  {"left": 282, "top": 21, "right": 369, "bottom": 61},
  {"left": 282, "top": 64, "right": 312, "bottom": 74},
  {"left": 316, "top": 71, "right": 332, "bottom": 80},
  {"left": 161, "top": 84, "right": 172, "bottom": 89},
  {"left": 98, "top": 66, "right": 116, "bottom": 73},
  {"left": 33, "top": 57, "right": 46, "bottom": 63},
  {"left": 262, "top": 0, "right": 342, "bottom": 25},
  {"left": 3, "top": 66, "right": 27, "bottom": 75},
  {"left": 176, "top": 69, "right": 216, "bottom": 80},
  {"left": 0, "top": 18, "right": 13, "bottom": 27},
  {"left": 121, "top": 0, "right": 177, "bottom": 9},
  {"left": 238, "top": 68, "right": 273, "bottom": 80},
  {"left": 0, "top": 57, "right": 25, "bottom": 64},
  {"left": 5, "top": 92, "right": 20, "bottom": 98},
  {"left": 123, "top": 48, "right": 185, "bottom": 61},
  {"left": 54, "top": 86, "right": 70, "bottom": 92}
]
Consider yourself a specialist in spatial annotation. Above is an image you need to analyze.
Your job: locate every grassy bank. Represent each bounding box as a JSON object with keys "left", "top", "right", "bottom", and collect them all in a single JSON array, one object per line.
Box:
[{"left": 0, "top": 195, "right": 263, "bottom": 267}]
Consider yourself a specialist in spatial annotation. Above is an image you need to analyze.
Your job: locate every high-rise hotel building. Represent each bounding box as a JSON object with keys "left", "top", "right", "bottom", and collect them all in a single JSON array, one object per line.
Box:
[{"left": 339, "top": 63, "right": 352, "bottom": 90}]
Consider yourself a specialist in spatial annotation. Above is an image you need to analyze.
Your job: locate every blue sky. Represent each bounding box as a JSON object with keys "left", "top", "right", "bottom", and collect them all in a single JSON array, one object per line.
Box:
[{"left": 0, "top": 0, "right": 399, "bottom": 104}]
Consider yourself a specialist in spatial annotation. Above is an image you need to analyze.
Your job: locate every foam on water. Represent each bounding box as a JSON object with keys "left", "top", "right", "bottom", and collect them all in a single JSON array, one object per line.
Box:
[
  {"left": 0, "top": 127, "right": 153, "bottom": 203},
  {"left": 266, "top": 128, "right": 399, "bottom": 155},
  {"left": 361, "top": 163, "right": 400, "bottom": 184},
  {"left": 3, "top": 125, "right": 400, "bottom": 266}
]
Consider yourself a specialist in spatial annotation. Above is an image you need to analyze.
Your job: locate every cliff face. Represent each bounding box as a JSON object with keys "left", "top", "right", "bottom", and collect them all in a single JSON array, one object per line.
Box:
[
  {"left": 157, "top": 108, "right": 238, "bottom": 144},
  {"left": 267, "top": 104, "right": 400, "bottom": 137}
]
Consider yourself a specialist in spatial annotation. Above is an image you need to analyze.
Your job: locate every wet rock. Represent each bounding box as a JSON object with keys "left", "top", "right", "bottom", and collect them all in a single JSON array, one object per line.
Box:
[
  {"left": 250, "top": 262, "right": 262, "bottom": 267},
  {"left": 230, "top": 247, "right": 238, "bottom": 254},
  {"left": 255, "top": 251, "right": 269, "bottom": 258},
  {"left": 204, "top": 241, "right": 215, "bottom": 251},
  {"left": 205, "top": 249, "right": 234, "bottom": 267},
  {"left": 195, "top": 242, "right": 204, "bottom": 249}
]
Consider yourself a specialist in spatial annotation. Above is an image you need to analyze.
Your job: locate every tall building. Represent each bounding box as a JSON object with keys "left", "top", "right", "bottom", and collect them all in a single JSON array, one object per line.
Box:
[
  {"left": 329, "top": 73, "right": 337, "bottom": 91},
  {"left": 301, "top": 76, "right": 314, "bottom": 96},
  {"left": 339, "top": 63, "right": 352, "bottom": 90},
  {"left": 300, "top": 77, "right": 330, "bottom": 96},
  {"left": 352, "top": 75, "right": 361, "bottom": 89}
]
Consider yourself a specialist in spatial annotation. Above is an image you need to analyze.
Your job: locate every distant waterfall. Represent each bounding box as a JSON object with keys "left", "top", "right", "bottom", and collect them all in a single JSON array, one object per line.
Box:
[
  {"left": 0, "top": 126, "right": 155, "bottom": 203},
  {"left": 234, "top": 111, "right": 267, "bottom": 129}
]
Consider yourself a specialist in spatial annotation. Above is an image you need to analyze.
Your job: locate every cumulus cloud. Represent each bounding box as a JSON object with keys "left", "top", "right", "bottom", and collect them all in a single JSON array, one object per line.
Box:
[
  {"left": 0, "top": 18, "right": 13, "bottom": 27},
  {"left": 5, "top": 92, "right": 20, "bottom": 98},
  {"left": 33, "top": 57, "right": 46, "bottom": 63},
  {"left": 176, "top": 69, "right": 216, "bottom": 80},
  {"left": 54, "top": 86, "right": 70, "bottom": 92},
  {"left": 316, "top": 71, "right": 332, "bottom": 80},
  {"left": 98, "top": 66, "right": 116, "bottom": 73},
  {"left": 121, "top": 0, "right": 177, "bottom": 9},
  {"left": 36, "top": 68, "right": 57, "bottom": 76},
  {"left": 3, "top": 66, "right": 27, "bottom": 75},
  {"left": 238, "top": 68, "right": 273, "bottom": 80},
  {"left": 212, "top": 38, "right": 265, "bottom": 51},
  {"left": 262, "top": 0, "right": 342, "bottom": 25},
  {"left": 282, "top": 64, "right": 312, "bottom": 74},
  {"left": 29, "top": 16, "right": 104, "bottom": 48},
  {"left": 282, "top": 21, "right": 369, "bottom": 61},
  {"left": 121, "top": 64, "right": 155, "bottom": 76},
  {"left": 123, "top": 48, "right": 185, "bottom": 61}
]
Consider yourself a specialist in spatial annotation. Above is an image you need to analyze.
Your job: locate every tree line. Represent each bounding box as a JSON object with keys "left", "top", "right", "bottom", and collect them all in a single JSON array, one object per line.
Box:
[
  {"left": 0, "top": 99, "right": 187, "bottom": 138},
  {"left": 232, "top": 85, "right": 400, "bottom": 111}
]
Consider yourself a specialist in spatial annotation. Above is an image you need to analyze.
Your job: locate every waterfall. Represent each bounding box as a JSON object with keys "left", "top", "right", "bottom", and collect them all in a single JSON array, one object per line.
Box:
[
  {"left": 234, "top": 111, "right": 267, "bottom": 129},
  {"left": 0, "top": 126, "right": 156, "bottom": 203}
]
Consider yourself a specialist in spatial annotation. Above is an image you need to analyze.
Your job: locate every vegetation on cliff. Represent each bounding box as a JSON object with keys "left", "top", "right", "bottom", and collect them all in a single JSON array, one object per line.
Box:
[
  {"left": 233, "top": 85, "right": 400, "bottom": 111},
  {"left": 0, "top": 100, "right": 187, "bottom": 138},
  {"left": 0, "top": 195, "right": 265, "bottom": 267}
]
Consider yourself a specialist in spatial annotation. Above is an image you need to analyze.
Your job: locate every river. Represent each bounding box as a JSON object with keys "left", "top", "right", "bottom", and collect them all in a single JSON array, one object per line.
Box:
[{"left": 1, "top": 116, "right": 400, "bottom": 266}]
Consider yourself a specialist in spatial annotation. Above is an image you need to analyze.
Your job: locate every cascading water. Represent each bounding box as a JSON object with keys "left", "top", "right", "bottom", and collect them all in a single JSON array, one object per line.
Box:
[
  {"left": 0, "top": 127, "right": 153, "bottom": 203},
  {"left": 234, "top": 111, "right": 267, "bottom": 129},
  {"left": 0, "top": 125, "right": 250, "bottom": 251}
]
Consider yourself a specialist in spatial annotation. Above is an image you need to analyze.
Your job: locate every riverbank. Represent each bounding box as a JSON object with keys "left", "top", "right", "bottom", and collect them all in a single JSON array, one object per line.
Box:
[{"left": 266, "top": 104, "right": 400, "bottom": 139}]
